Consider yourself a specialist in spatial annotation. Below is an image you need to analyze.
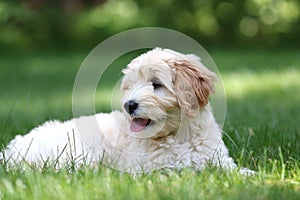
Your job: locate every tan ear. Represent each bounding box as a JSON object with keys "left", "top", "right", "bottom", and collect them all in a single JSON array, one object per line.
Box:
[{"left": 168, "top": 59, "right": 217, "bottom": 117}]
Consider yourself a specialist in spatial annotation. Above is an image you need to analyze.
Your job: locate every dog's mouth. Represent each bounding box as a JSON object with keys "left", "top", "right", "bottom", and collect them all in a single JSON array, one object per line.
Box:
[{"left": 130, "top": 118, "right": 152, "bottom": 132}]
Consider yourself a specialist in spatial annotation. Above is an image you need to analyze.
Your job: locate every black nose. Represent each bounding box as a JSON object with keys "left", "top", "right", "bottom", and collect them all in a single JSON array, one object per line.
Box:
[{"left": 124, "top": 100, "right": 138, "bottom": 115}]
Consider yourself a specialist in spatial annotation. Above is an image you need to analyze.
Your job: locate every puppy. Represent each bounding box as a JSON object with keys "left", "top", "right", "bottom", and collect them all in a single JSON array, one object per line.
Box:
[{"left": 2, "top": 48, "right": 251, "bottom": 173}]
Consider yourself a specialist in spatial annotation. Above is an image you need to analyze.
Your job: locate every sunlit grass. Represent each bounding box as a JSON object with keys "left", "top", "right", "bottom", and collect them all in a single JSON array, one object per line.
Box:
[{"left": 223, "top": 67, "right": 300, "bottom": 99}]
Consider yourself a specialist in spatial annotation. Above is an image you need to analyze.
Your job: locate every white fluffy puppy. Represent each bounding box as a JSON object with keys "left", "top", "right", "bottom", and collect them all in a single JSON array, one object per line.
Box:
[{"left": 2, "top": 48, "right": 246, "bottom": 173}]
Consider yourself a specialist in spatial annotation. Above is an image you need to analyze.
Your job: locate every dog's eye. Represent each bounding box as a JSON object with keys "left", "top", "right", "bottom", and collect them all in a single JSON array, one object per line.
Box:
[{"left": 152, "top": 82, "right": 163, "bottom": 90}]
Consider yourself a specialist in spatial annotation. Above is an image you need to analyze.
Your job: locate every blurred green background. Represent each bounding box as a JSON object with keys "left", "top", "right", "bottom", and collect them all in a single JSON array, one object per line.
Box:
[{"left": 0, "top": 0, "right": 299, "bottom": 50}]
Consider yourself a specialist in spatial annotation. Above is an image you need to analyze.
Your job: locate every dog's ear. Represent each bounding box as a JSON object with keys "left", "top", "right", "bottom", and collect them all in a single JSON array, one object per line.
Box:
[{"left": 167, "top": 57, "right": 217, "bottom": 117}]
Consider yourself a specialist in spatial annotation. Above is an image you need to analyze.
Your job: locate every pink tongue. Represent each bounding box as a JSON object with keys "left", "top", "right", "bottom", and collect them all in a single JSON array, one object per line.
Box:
[{"left": 130, "top": 118, "right": 149, "bottom": 132}]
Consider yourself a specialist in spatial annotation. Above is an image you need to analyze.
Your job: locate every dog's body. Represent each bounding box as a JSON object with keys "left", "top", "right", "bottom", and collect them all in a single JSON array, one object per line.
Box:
[{"left": 2, "top": 48, "right": 247, "bottom": 173}]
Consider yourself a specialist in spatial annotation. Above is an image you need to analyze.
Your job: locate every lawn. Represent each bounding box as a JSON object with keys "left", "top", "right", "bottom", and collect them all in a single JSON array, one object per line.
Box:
[{"left": 0, "top": 47, "right": 299, "bottom": 199}]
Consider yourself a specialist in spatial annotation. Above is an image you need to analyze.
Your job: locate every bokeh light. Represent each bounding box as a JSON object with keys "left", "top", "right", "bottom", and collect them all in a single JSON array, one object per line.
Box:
[{"left": 0, "top": 0, "right": 299, "bottom": 48}]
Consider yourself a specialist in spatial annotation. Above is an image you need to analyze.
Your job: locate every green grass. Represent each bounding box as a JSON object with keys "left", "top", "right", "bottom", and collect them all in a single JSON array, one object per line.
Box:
[{"left": 0, "top": 47, "right": 300, "bottom": 199}]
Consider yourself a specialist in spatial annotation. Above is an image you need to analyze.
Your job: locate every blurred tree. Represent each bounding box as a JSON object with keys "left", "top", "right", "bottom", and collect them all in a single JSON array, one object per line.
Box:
[{"left": 0, "top": 0, "right": 299, "bottom": 49}]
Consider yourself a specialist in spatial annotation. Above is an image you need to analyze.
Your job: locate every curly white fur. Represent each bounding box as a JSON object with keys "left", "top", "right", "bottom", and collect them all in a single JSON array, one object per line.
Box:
[{"left": 1, "top": 48, "right": 252, "bottom": 174}]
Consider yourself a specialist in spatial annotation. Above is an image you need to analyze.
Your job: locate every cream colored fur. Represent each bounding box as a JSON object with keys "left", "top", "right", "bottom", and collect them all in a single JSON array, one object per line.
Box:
[{"left": 2, "top": 48, "right": 252, "bottom": 174}]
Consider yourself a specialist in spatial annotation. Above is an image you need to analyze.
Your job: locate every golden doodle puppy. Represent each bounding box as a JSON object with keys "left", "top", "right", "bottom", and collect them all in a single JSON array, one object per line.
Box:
[{"left": 2, "top": 48, "right": 253, "bottom": 174}]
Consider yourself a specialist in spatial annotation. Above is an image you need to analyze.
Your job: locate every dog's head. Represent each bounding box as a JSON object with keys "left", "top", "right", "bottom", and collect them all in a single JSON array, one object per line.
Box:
[{"left": 120, "top": 48, "right": 217, "bottom": 138}]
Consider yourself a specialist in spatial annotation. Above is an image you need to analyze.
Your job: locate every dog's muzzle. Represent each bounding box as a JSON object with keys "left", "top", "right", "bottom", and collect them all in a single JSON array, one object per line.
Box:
[{"left": 124, "top": 100, "right": 153, "bottom": 132}]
